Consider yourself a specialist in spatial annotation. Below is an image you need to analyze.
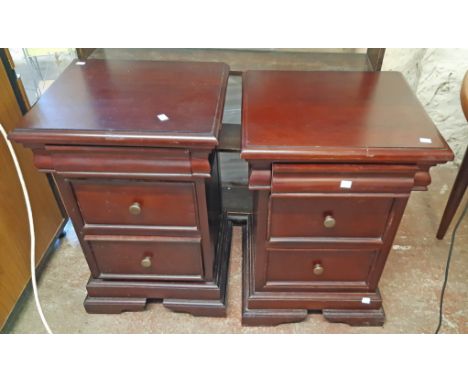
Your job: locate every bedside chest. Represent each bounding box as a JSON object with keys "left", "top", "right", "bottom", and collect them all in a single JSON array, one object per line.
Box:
[
  {"left": 240, "top": 71, "right": 454, "bottom": 326},
  {"left": 10, "top": 59, "right": 231, "bottom": 316}
]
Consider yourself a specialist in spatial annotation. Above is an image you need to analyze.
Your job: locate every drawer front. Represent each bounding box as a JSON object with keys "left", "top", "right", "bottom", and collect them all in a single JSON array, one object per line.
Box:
[
  {"left": 40, "top": 146, "right": 192, "bottom": 176},
  {"left": 89, "top": 237, "right": 203, "bottom": 280},
  {"left": 269, "top": 195, "right": 392, "bottom": 239},
  {"left": 266, "top": 248, "right": 376, "bottom": 287},
  {"left": 271, "top": 163, "right": 417, "bottom": 194},
  {"left": 73, "top": 180, "right": 198, "bottom": 228}
]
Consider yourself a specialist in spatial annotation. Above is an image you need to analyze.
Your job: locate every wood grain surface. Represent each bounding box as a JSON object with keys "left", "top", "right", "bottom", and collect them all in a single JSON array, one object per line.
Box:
[{"left": 0, "top": 59, "right": 64, "bottom": 328}]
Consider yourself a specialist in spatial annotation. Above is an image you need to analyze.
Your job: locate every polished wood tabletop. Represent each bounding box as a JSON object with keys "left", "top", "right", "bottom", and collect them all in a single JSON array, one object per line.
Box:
[
  {"left": 241, "top": 71, "right": 453, "bottom": 163},
  {"left": 10, "top": 59, "right": 229, "bottom": 148}
]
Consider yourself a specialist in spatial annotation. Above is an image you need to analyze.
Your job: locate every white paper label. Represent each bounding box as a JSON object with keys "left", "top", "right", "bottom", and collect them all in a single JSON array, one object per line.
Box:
[
  {"left": 340, "top": 180, "right": 352, "bottom": 189},
  {"left": 361, "top": 297, "right": 371, "bottom": 304},
  {"left": 75, "top": 61, "right": 86, "bottom": 66},
  {"left": 419, "top": 137, "right": 432, "bottom": 144},
  {"left": 157, "top": 114, "right": 169, "bottom": 121}
]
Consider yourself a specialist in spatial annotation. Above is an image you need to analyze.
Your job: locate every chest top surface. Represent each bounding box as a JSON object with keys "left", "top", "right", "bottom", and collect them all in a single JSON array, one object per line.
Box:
[
  {"left": 241, "top": 71, "right": 453, "bottom": 163},
  {"left": 10, "top": 59, "right": 229, "bottom": 148}
]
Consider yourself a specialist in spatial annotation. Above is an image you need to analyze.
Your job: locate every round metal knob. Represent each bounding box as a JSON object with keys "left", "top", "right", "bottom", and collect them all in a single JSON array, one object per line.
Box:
[
  {"left": 129, "top": 202, "right": 142, "bottom": 216},
  {"left": 141, "top": 256, "right": 152, "bottom": 268},
  {"left": 313, "top": 263, "right": 324, "bottom": 276},
  {"left": 323, "top": 215, "right": 336, "bottom": 228}
]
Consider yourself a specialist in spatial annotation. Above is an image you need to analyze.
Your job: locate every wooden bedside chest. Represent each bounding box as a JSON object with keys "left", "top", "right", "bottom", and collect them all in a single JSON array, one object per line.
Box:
[
  {"left": 241, "top": 70, "right": 454, "bottom": 326},
  {"left": 10, "top": 59, "right": 231, "bottom": 316}
]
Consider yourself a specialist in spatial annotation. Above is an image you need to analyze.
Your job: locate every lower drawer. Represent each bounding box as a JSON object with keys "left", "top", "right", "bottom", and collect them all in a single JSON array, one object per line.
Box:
[
  {"left": 265, "top": 248, "right": 377, "bottom": 290},
  {"left": 88, "top": 237, "right": 204, "bottom": 281}
]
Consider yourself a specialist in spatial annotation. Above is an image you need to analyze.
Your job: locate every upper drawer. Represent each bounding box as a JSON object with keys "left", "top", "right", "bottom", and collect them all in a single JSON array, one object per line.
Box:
[
  {"left": 271, "top": 163, "right": 417, "bottom": 193},
  {"left": 73, "top": 180, "right": 198, "bottom": 228},
  {"left": 269, "top": 194, "right": 393, "bottom": 239}
]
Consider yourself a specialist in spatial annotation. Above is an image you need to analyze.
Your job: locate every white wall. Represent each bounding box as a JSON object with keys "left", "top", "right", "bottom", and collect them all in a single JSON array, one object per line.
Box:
[{"left": 382, "top": 48, "right": 468, "bottom": 164}]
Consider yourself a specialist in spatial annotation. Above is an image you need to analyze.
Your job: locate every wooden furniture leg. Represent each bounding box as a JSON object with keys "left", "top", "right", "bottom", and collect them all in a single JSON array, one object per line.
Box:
[
  {"left": 437, "top": 71, "right": 468, "bottom": 240},
  {"left": 436, "top": 148, "right": 468, "bottom": 239}
]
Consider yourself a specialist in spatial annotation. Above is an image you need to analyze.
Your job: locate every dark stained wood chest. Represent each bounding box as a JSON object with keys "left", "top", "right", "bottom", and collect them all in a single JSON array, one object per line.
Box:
[
  {"left": 10, "top": 59, "right": 231, "bottom": 316},
  {"left": 9, "top": 61, "right": 455, "bottom": 327},
  {"left": 240, "top": 70, "right": 454, "bottom": 326}
]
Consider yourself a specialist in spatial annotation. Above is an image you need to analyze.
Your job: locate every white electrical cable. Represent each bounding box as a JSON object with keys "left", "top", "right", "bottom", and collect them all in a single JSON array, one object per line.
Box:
[{"left": 1, "top": 124, "right": 53, "bottom": 334}]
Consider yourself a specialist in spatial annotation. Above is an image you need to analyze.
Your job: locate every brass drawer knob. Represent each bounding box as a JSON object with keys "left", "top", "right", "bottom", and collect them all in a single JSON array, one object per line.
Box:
[
  {"left": 141, "top": 256, "right": 152, "bottom": 268},
  {"left": 129, "top": 202, "right": 142, "bottom": 215},
  {"left": 313, "top": 263, "right": 324, "bottom": 276},
  {"left": 323, "top": 215, "right": 336, "bottom": 228}
]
